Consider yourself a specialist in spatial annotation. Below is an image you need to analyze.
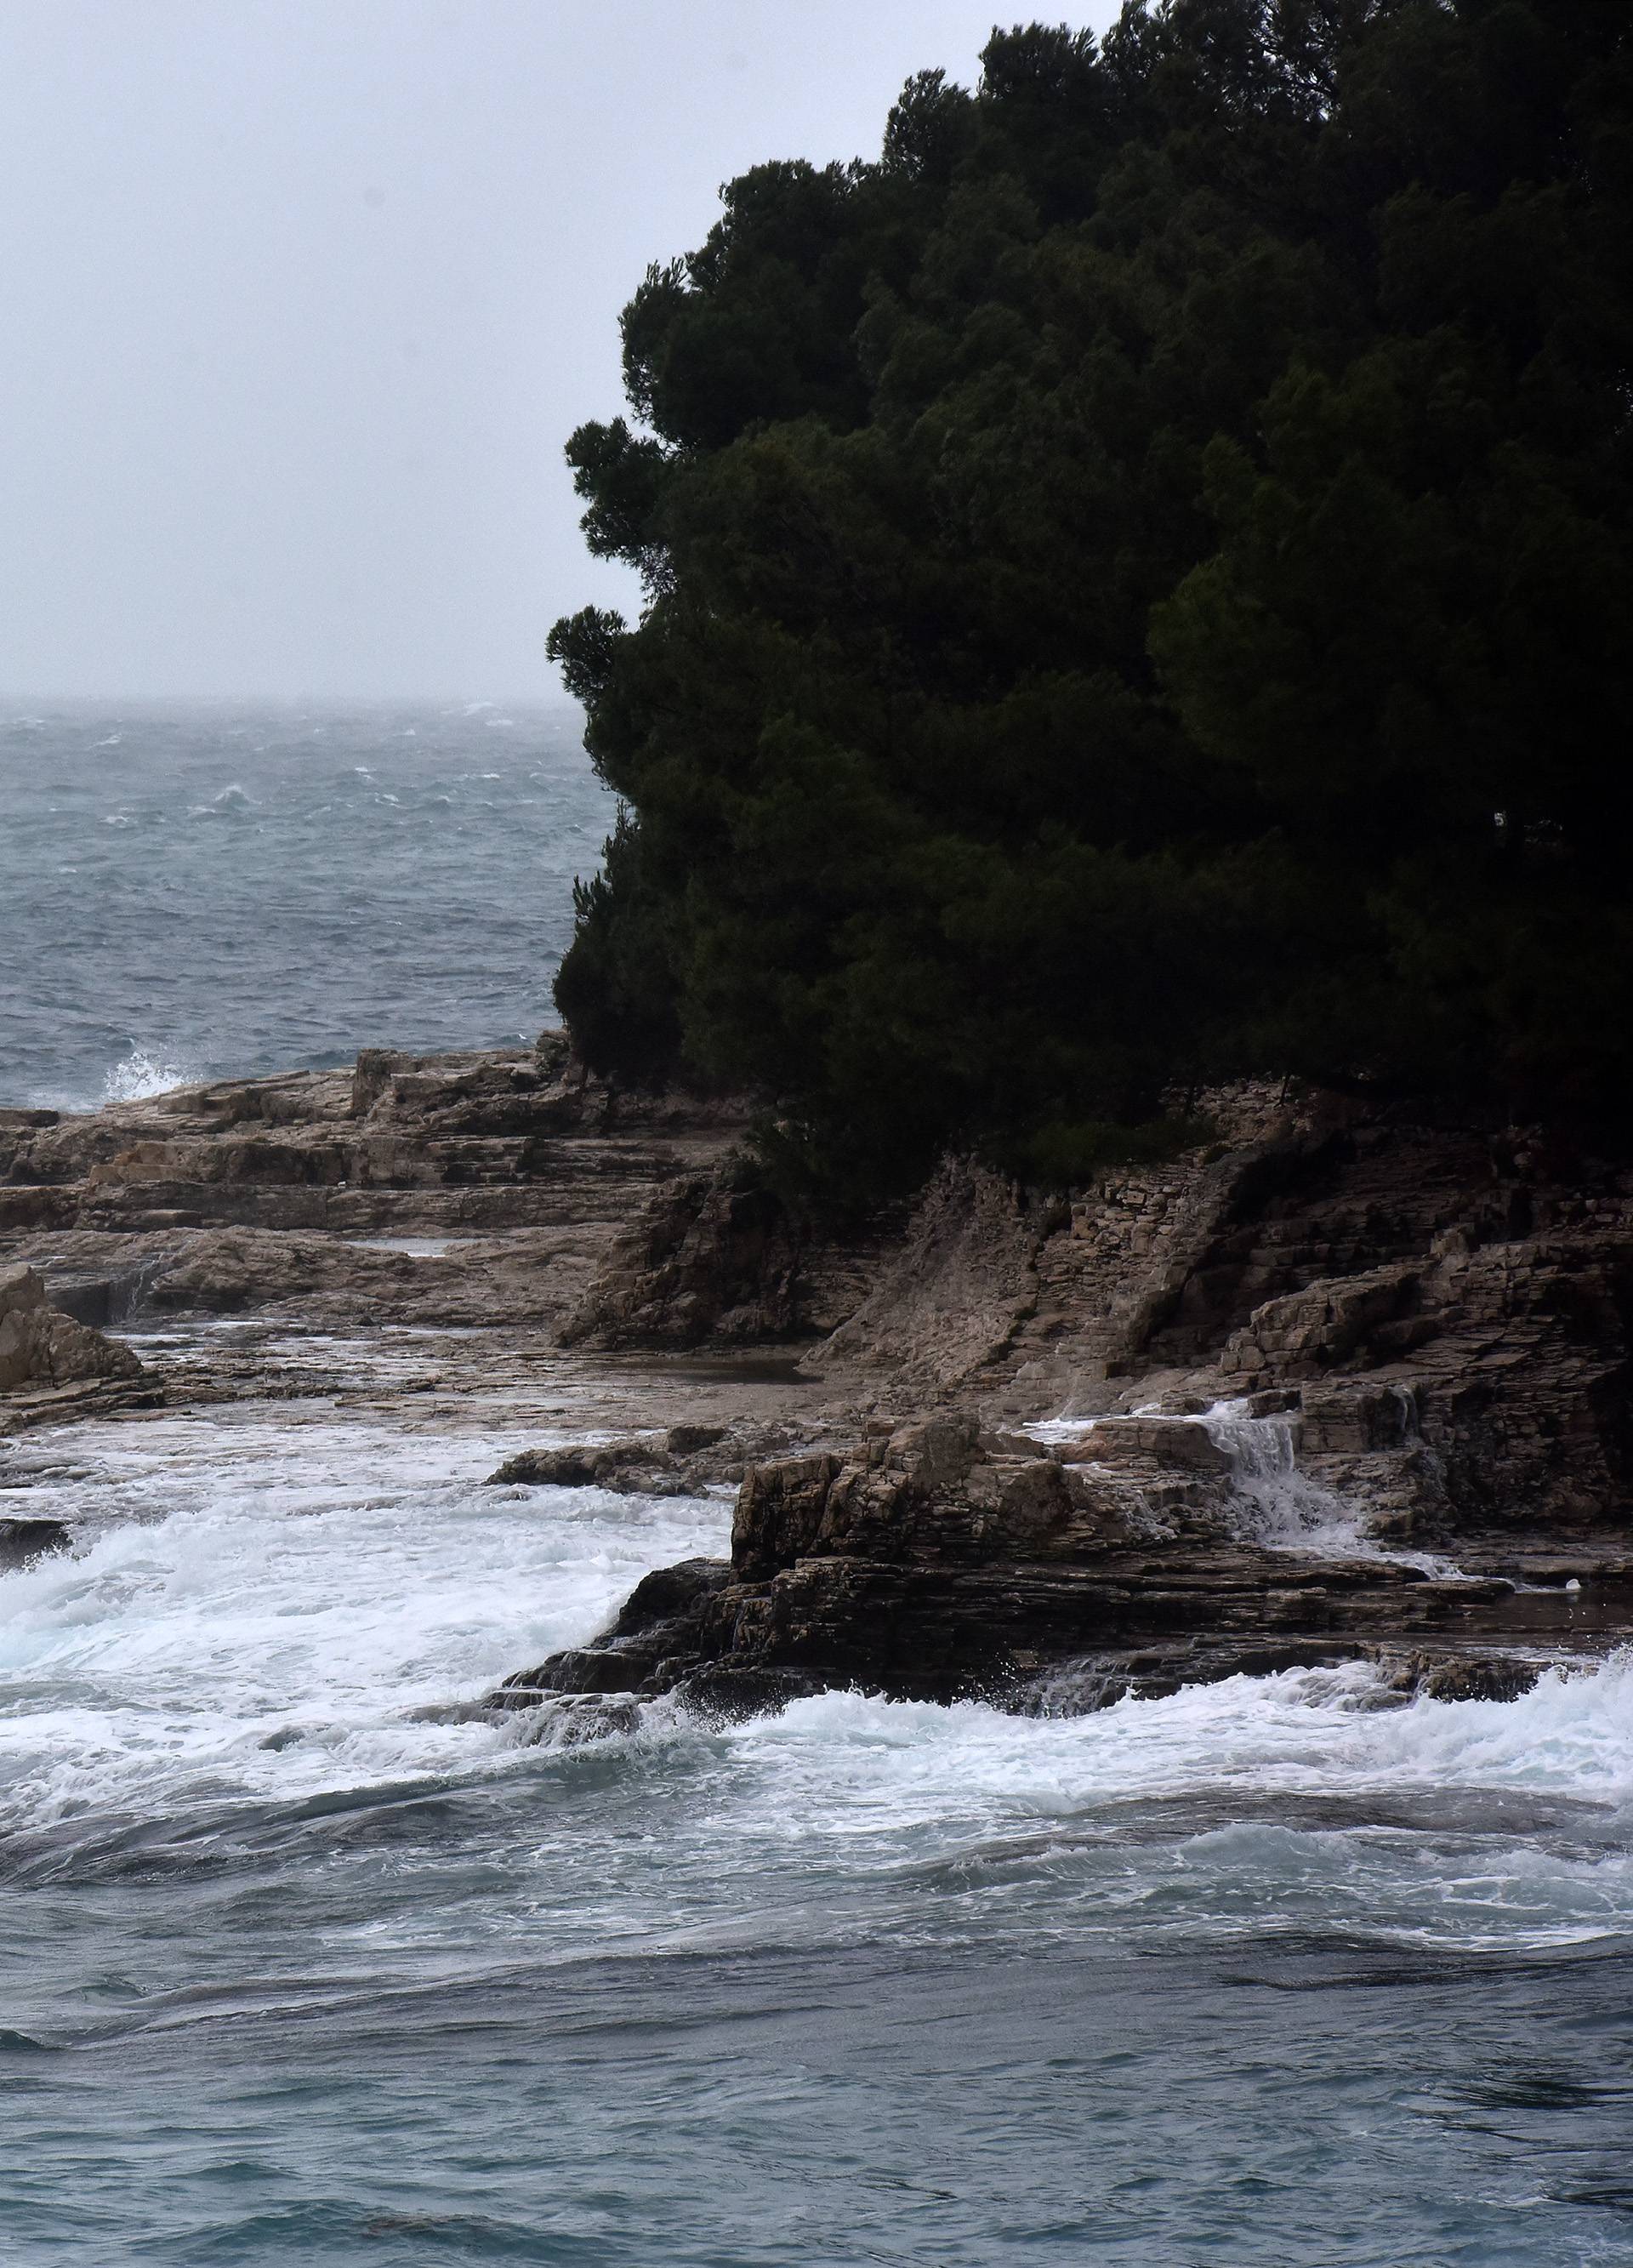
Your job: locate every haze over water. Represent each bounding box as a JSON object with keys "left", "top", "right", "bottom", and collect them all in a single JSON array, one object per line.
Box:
[{"left": 0, "top": 703, "right": 609, "bottom": 1111}]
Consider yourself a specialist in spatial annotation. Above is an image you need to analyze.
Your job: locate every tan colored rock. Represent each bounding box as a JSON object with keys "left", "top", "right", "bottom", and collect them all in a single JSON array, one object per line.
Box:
[{"left": 0, "top": 1263, "right": 145, "bottom": 1392}]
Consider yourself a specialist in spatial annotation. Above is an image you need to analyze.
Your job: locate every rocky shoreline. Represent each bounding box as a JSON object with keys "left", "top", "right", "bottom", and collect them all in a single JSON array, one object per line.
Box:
[{"left": 3, "top": 1041, "right": 1630, "bottom": 1712}]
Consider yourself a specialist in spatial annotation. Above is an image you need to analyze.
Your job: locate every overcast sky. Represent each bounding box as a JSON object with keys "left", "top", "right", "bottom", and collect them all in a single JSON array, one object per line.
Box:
[{"left": 0, "top": 2, "right": 1113, "bottom": 701}]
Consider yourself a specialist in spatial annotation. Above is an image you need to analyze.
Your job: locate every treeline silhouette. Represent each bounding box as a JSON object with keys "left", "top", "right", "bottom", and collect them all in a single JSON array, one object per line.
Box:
[{"left": 549, "top": 0, "right": 1631, "bottom": 1198}]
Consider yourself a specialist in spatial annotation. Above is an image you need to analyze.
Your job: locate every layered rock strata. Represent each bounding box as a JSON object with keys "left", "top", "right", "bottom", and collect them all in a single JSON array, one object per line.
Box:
[
  {"left": 5, "top": 1041, "right": 1630, "bottom": 1711},
  {"left": 498, "top": 1408, "right": 1626, "bottom": 1716},
  {"left": 0, "top": 1263, "right": 157, "bottom": 1433},
  {"left": 498, "top": 1086, "right": 1633, "bottom": 1716},
  {"left": 0, "top": 1041, "right": 755, "bottom": 1333}
]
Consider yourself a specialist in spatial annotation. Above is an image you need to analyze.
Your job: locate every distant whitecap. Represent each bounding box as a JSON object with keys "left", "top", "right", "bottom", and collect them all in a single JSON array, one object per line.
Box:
[{"left": 189, "top": 782, "right": 255, "bottom": 819}]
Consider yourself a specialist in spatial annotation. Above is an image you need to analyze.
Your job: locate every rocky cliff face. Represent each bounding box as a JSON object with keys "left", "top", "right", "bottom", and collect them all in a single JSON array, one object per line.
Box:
[
  {"left": 557, "top": 1168, "right": 899, "bottom": 1351},
  {"left": 498, "top": 1085, "right": 1633, "bottom": 1716}
]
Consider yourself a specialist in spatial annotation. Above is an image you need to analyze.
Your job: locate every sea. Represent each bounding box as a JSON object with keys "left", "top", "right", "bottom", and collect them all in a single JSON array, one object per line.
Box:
[
  {"left": 3, "top": 707, "right": 1632, "bottom": 2266},
  {"left": 0, "top": 701, "right": 612, "bottom": 1110}
]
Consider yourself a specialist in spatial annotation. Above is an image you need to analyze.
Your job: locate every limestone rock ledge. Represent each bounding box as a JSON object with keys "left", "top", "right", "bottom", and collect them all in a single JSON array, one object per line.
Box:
[
  {"left": 0, "top": 1263, "right": 158, "bottom": 1433},
  {"left": 496, "top": 1412, "right": 1624, "bottom": 1718},
  {"left": 0, "top": 1040, "right": 775, "bottom": 1338}
]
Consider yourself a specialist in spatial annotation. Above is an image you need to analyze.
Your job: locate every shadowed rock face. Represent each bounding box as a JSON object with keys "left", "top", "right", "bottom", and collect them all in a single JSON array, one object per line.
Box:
[
  {"left": 0, "top": 1516, "right": 73, "bottom": 1570},
  {"left": 0, "top": 1263, "right": 153, "bottom": 1432},
  {"left": 491, "top": 1084, "right": 1633, "bottom": 1718}
]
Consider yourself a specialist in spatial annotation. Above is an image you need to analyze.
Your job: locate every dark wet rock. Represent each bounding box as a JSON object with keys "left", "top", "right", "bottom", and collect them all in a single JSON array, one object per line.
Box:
[
  {"left": 0, "top": 1517, "right": 73, "bottom": 1570},
  {"left": 487, "top": 1441, "right": 667, "bottom": 1490},
  {"left": 664, "top": 1422, "right": 728, "bottom": 1456},
  {"left": 1018, "top": 1639, "right": 1556, "bottom": 1713},
  {"left": 499, "top": 1410, "right": 1624, "bottom": 1717},
  {"left": 606, "top": 1556, "right": 734, "bottom": 1637},
  {"left": 670, "top": 1664, "right": 828, "bottom": 1722},
  {"left": 1373, "top": 1649, "right": 1549, "bottom": 1704},
  {"left": 486, "top": 1436, "right": 725, "bottom": 1499},
  {"left": 486, "top": 1419, "right": 822, "bottom": 1499},
  {"left": 492, "top": 1555, "right": 733, "bottom": 1706},
  {"left": 513, "top": 1693, "right": 646, "bottom": 1747}
]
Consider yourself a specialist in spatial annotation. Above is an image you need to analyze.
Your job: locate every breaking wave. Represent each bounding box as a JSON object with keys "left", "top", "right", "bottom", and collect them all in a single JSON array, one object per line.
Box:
[
  {"left": 99, "top": 1045, "right": 198, "bottom": 1105},
  {"left": 2, "top": 1386, "right": 1630, "bottom": 2262}
]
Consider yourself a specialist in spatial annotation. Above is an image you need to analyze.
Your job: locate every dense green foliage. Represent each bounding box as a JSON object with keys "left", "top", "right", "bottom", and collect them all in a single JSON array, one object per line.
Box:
[{"left": 549, "top": 0, "right": 1632, "bottom": 1197}]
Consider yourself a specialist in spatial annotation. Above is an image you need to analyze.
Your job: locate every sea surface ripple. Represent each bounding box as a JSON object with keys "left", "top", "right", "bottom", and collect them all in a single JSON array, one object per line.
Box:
[{"left": 0, "top": 700, "right": 608, "bottom": 1108}]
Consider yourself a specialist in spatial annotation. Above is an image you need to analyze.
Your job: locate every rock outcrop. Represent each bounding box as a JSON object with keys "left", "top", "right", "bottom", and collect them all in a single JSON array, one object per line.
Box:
[
  {"left": 486, "top": 1418, "right": 851, "bottom": 1499},
  {"left": 0, "top": 1263, "right": 155, "bottom": 1430},
  {"left": 557, "top": 1168, "right": 895, "bottom": 1352},
  {"left": 497, "top": 1087, "right": 1633, "bottom": 1718},
  {"left": 499, "top": 1409, "right": 1626, "bottom": 1716},
  {"left": 0, "top": 1516, "right": 73, "bottom": 1570},
  {"left": 7, "top": 1037, "right": 1631, "bottom": 1714},
  {"left": 0, "top": 1040, "right": 763, "bottom": 1334}
]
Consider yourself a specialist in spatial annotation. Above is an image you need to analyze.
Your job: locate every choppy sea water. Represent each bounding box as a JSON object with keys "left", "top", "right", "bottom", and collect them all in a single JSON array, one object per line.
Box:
[
  {"left": 2, "top": 1393, "right": 1630, "bottom": 2266},
  {"left": 3, "top": 717, "right": 1631, "bottom": 2263},
  {"left": 0, "top": 701, "right": 610, "bottom": 1109}
]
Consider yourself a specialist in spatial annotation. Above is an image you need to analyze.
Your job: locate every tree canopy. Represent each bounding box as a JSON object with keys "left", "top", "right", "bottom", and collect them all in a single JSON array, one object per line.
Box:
[{"left": 549, "top": 0, "right": 1633, "bottom": 1199}]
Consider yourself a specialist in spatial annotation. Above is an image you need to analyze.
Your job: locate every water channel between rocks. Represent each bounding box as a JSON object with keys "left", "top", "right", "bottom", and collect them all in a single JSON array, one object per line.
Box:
[{"left": 3, "top": 1328, "right": 1631, "bottom": 2267}]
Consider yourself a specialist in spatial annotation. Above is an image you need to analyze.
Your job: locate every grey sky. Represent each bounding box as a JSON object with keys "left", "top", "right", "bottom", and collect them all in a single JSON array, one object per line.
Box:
[{"left": 0, "top": 2, "right": 1112, "bottom": 701}]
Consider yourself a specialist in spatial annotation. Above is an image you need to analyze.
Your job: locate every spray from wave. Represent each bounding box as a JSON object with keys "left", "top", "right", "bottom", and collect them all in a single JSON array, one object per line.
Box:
[{"left": 98, "top": 1046, "right": 198, "bottom": 1106}]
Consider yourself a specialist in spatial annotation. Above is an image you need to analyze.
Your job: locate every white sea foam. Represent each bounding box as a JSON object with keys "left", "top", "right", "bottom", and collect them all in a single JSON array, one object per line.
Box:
[
  {"left": 735, "top": 1654, "right": 1633, "bottom": 1815},
  {"left": 3, "top": 1396, "right": 1627, "bottom": 1957},
  {"left": 1029, "top": 1399, "right": 1453, "bottom": 1566},
  {"left": 96, "top": 1046, "right": 197, "bottom": 1105},
  {"left": 1026, "top": 1414, "right": 1103, "bottom": 1444},
  {"left": 704, "top": 1661, "right": 1633, "bottom": 1950},
  {"left": 1197, "top": 1398, "right": 1378, "bottom": 1555},
  {"left": 0, "top": 1410, "right": 726, "bottom": 1830},
  {"left": 188, "top": 781, "right": 255, "bottom": 818}
]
